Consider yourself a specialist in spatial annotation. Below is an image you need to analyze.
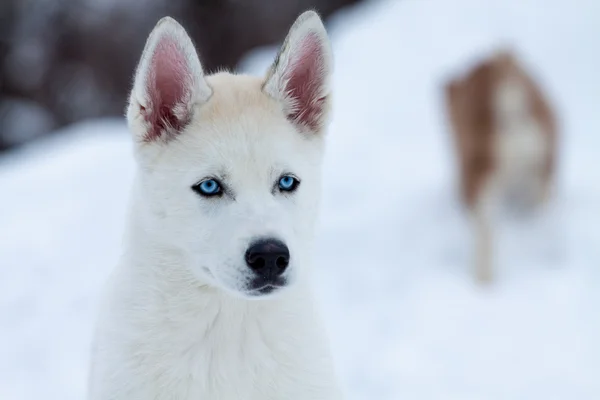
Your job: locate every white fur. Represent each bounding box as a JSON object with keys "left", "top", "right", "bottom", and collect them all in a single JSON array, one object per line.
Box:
[
  {"left": 494, "top": 77, "right": 549, "bottom": 207},
  {"left": 89, "top": 11, "right": 341, "bottom": 400}
]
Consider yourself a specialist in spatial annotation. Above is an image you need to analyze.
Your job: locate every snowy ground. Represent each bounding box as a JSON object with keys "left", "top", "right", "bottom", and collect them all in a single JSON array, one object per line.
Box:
[{"left": 1, "top": 1, "right": 599, "bottom": 399}]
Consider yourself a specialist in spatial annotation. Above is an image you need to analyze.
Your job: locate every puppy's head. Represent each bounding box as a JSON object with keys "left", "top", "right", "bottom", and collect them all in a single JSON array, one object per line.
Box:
[{"left": 126, "top": 12, "right": 333, "bottom": 298}]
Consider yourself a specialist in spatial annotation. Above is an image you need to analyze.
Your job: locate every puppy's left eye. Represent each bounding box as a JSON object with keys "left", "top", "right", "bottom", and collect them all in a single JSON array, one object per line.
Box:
[
  {"left": 278, "top": 175, "right": 300, "bottom": 192},
  {"left": 192, "top": 178, "right": 222, "bottom": 197}
]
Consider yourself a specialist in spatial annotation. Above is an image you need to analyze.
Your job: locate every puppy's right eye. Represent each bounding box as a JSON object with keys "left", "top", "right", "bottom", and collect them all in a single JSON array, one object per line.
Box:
[{"left": 192, "top": 179, "right": 222, "bottom": 197}]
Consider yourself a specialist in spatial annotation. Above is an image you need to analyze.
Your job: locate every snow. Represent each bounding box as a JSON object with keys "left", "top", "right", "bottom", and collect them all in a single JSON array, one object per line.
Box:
[{"left": 1, "top": 1, "right": 599, "bottom": 399}]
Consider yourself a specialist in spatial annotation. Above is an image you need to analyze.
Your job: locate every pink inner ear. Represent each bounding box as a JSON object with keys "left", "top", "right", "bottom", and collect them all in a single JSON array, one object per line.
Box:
[
  {"left": 143, "top": 36, "right": 192, "bottom": 141},
  {"left": 283, "top": 33, "right": 326, "bottom": 131}
]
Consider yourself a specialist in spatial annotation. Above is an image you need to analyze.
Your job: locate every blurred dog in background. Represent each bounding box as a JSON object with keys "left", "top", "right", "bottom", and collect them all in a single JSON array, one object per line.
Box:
[{"left": 445, "top": 50, "right": 558, "bottom": 284}]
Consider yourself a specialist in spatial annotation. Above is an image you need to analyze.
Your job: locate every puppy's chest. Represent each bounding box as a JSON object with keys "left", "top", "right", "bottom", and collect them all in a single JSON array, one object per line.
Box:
[
  {"left": 137, "top": 325, "right": 284, "bottom": 399},
  {"left": 102, "top": 282, "right": 337, "bottom": 399}
]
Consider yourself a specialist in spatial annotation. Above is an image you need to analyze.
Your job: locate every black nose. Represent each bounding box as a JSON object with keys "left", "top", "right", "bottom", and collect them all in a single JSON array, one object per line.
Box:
[{"left": 245, "top": 239, "right": 290, "bottom": 278}]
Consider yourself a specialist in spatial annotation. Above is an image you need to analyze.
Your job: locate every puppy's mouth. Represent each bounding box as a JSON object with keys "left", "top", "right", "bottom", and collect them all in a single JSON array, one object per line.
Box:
[
  {"left": 246, "top": 276, "right": 287, "bottom": 297},
  {"left": 255, "top": 285, "right": 278, "bottom": 295}
]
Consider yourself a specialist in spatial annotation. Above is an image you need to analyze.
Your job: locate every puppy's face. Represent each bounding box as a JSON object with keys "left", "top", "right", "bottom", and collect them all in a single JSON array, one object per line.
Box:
[{"left": 127, "top": 13, "right": 333, "bottom": 298}]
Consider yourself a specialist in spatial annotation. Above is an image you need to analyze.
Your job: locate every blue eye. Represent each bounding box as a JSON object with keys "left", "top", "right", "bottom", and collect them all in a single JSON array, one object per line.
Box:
[
  {"left": 194, "top": 179, "right": 222, "bottom": 196},
  {"left": 278, "top": 175, "right": 299, "bottom": 192}
]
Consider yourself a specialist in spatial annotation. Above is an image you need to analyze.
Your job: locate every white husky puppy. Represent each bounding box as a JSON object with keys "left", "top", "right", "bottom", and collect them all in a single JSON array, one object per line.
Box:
[{"left": 88, "top": 11, "right": 342, "bottom": 400}]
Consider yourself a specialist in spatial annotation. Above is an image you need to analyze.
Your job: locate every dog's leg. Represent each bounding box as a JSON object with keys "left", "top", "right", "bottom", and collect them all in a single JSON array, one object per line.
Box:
[
  {"left": 533, "top": 178, "right": 564, "bottom": 268},
  {"left": 472, "top": 179, "right": 498, "bottom": 284},
  {"left": 474, "top": 206, "right": 493, "bottom": 284},
  {"left": 534, "top": 169, "right": 554, "bottom": 210}
]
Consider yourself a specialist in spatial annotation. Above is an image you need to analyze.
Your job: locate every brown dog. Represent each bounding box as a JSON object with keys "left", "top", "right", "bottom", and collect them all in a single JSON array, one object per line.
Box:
[{"left": 444, "top": 50, "right": 558, "bottom": 283}]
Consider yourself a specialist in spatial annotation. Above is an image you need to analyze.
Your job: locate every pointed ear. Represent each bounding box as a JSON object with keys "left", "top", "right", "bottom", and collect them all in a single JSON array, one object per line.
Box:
[
  {"left": 263, "top": 11, "right": 333, "bottom": 133},
  {"left": 127, "top": 17, "right": 212, "bottom": 143}
]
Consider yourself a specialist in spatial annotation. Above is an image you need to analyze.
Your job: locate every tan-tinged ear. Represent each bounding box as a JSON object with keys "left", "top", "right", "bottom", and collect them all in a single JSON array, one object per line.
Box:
[
  {"left": 263, "top": 11, "right": 333, "bottom": 134},
  {"left": 127, "top": 17, "right": 212, "bottom": 143}
]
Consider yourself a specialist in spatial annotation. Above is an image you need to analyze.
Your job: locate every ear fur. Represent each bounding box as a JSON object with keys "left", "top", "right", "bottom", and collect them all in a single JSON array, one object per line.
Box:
[
  {"left": 263, "top": 11, "right": 333, "bottom": 133},
  {"left": 127, "top": 17, "right": 212, "bottom": 142}
]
